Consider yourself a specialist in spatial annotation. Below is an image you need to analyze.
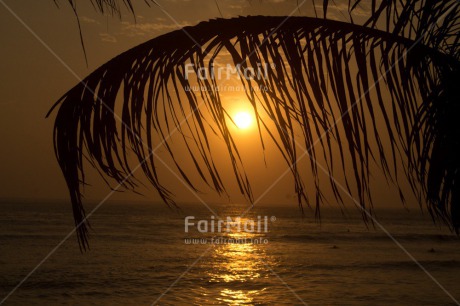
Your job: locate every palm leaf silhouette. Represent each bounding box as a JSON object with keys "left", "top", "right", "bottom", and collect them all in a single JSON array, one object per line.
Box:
[{"left": 48, "top": 0, "right": 460, "bottom": 250}]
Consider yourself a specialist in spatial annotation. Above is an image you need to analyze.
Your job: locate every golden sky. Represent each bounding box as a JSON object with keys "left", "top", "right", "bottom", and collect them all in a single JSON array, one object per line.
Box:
[{"left": 0, "top": 0, "right": 416, "bottom": 210}]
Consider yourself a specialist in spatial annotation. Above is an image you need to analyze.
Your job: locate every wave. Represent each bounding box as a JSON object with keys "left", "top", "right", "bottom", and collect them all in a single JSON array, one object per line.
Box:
[
  {"left": 274, "top": 233, "right": 460, "bottom": 242},
  {"left": 282, "top": 260, "right": 460, "bottom": 273}
]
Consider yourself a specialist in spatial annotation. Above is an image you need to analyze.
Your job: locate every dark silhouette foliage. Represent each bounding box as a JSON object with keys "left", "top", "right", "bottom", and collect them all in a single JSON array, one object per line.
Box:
[{"left": 48, "top": 1, "right": 460, "bottom": 249}]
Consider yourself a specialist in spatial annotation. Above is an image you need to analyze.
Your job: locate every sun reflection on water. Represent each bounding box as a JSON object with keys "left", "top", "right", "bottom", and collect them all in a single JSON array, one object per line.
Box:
[
  {"left": 218, "top": 288, "right": 266, "bottom": 305},
  {"left": 204, "top": 217, "right": 277, "bottom": 305}
]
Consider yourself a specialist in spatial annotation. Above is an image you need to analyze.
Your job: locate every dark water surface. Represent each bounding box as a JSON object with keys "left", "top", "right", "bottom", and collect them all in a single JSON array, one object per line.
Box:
[{"left": 1, "top": 201, "right": 460, "bottom": 305}]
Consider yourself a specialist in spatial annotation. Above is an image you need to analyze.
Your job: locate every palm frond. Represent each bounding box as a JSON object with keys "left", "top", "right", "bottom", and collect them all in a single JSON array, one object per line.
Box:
[
  {"left": 55, "top": 0, "right": 157, "bottom": 64},
  {"left": 48, "top": 6, "right": 460, "bottom": 249},
  {"left": 55, "top": 0, "right": 143, "bottom": 17}
]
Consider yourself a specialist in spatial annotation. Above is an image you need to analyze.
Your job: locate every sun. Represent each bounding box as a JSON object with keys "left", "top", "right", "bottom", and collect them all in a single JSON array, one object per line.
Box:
[{"left": 233, "top": 111, "right": 253, "bottom": 129}]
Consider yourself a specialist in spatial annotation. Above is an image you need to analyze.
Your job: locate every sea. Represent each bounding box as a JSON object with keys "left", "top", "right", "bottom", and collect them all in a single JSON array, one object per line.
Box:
[{"left": 1, "top": 201, "right": 460, "bottom": 305}]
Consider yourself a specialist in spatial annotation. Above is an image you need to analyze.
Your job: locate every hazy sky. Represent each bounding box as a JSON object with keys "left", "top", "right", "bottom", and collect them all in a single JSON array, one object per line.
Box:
[{"left": 0, "top": 0, "right": 417, "bottom": 211}]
